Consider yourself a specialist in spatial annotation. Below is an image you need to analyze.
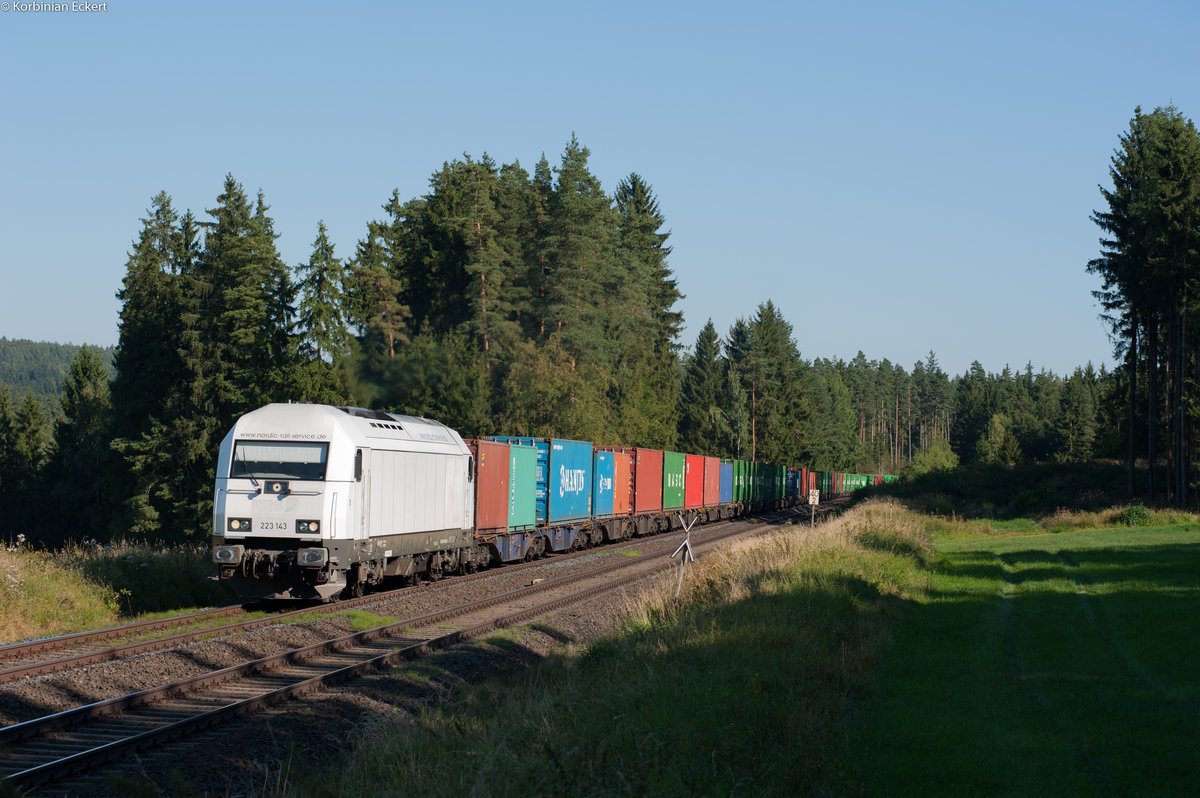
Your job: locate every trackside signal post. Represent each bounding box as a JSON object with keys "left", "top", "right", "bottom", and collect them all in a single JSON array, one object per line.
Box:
[
  {"left": 808, "top": 489, "right": 820, "bottom": 527},
  {"left": 671, "top": 514, "right": 698, "bottom": 597}
]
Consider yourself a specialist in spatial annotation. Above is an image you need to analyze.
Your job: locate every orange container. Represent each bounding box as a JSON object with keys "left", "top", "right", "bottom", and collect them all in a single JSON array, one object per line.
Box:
[{"left": 466, "top": 439, "right": 509, "bottom": 535}]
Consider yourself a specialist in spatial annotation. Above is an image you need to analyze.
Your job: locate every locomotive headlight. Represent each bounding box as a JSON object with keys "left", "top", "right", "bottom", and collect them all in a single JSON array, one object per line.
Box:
[
  {"left": 297, "top": 547, "right": 328, "bottom": 567},
  {"left": 212, "top": 544, "right": 244, "bottom": 564},
  {"left": 297, "top": 519, "right": 320, "bottom": 534},
  {"left": 227, "top": 518, "right": 252, "bottom": 532}
]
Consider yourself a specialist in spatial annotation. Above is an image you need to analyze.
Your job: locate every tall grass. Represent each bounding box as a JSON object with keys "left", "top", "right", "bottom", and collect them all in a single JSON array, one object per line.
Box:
[
  {"left": 0, "top": 539, "right": 234, "bottom": 644},
  {"left": 293, "top": 502, "right": 933, "bottom": 797}
]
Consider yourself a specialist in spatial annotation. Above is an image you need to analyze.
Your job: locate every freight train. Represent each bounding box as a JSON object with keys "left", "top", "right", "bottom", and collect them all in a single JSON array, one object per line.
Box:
[{"left": 211, "top": 404, "right": 896, "bottom": 601}]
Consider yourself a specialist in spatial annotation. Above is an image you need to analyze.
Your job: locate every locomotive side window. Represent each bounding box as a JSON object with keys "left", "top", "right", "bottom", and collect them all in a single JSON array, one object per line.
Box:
[
  {"left": 231, "top": 441, "right": 330, "bottom": 481},
  {"left": 355, "top": 449, "right": 363, "bottom": 482}
]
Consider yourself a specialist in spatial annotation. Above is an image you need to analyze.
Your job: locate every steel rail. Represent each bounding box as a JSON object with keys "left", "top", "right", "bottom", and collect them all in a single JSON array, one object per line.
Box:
[
  {"left": 0, "top": 510, "right": 770, "bottom": 685},
  {"left": 0, "top": 511, "right": 797, "bottom": 792}
]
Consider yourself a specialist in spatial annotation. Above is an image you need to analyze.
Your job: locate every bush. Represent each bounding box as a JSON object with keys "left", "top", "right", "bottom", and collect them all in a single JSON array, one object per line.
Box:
[{"left": 1117, "top": 504, "right": 1152, "bottom": 527}]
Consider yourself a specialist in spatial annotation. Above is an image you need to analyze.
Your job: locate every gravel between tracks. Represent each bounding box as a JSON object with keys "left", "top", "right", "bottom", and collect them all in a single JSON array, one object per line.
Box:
[{"left": 8, "top": 529, "right": 718, "bottom": 797}]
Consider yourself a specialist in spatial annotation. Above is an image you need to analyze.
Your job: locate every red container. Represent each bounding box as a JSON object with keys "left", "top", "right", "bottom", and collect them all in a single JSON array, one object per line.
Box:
[
  {"left": 612, "top": 450, "right": 634, "bottom": 515},
  {"left": 703, "top": 456, "right": 720, "bottom": 507},
  {"left": 633, "top": 448, "right": 663, "bottom": 513},
  {"left": 597, "top": 446, "right": 637, "bottom": 515},
  {"left": 684, "top": 454, "right": 704, "bottom": 509},
  {"left": 467, "top": 439, "right": 509, "bottom": 535}
]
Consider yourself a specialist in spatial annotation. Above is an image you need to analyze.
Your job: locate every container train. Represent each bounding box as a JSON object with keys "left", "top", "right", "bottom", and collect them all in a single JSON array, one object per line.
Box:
[{"left": 211, "top": 404, "right": 896, "bottom": 601}]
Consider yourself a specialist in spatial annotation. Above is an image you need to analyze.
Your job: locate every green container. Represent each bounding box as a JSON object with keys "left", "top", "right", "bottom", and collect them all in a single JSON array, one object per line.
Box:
[
  {"left": 662, "top": 451, "right": 686, "bottom": 510},
  {"left": 507, "top": 444, "right": 537, "bottom": 531}
]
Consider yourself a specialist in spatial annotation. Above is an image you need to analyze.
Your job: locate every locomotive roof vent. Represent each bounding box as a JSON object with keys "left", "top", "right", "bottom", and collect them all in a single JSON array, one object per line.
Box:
[{"left": 337, "top": 406, "right": 395, "bottom": 422}]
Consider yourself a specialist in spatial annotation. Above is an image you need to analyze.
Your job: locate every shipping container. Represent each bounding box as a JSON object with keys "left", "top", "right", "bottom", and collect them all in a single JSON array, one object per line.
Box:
[
  {"left": 719, "top": 460, "right": 734, "bottom": 504},
  {"left": 596, "top": 446, "right": 637, "bottom": 515},
  {"left": 488, "top": 437, "right": 593, "bottom": 525},
  {"left": 612, "top": 449, "right": 634, "bottom": 514},
  {"left": 633, "top": 448, "right": 663, "bottom": 513},
  {"left": 507, "top": 443, "right": 537, "bottom": 531},
  {"left": 703, "top": 456, "right": 721, "bottom": 507},
  {"left": 663, "top": 451, "right": 686, "bottom": 510},
  {"left": 467, "top": 439, "right": 509, "bottom": 535},
  {"left": 684, "top": 454, "right": 704, "bottom": 509},
  {"left": 733, "top": 460, "right": 748, "bottom": 502},
  {"left": 593, "top": 449, "right": 615, "bottom": 517},
  {"left": 786, "top": 467, "right": 800, "bottom": 498}
]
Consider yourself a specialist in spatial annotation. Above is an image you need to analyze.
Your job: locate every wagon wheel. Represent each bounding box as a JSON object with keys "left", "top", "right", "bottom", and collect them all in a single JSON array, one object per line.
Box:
[{"left": 341, "top": 573, "right": 364, "bottom": 600}]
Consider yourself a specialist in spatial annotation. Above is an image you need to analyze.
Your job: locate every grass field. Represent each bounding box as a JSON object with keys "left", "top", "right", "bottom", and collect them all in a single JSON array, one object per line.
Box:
[
  {"left": 291, "top": 498, "right": 1200, "bottom": 797},
  {"left": 843, "top": 523, "right": 1200, "bottom": 796}
]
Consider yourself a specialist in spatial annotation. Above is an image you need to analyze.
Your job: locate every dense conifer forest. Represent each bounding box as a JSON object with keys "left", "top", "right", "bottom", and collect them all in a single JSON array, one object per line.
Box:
[{"left": 4, "top": 113, "right": 1192, "bottom": 544}]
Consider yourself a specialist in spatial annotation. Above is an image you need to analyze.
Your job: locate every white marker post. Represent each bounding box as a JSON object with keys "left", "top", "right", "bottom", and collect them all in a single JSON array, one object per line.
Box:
[
  {"left": 671, "top": 513, "right": 698, "bottom": 597},
  {"left": 808, "top": 489, "right": 820, "bottom": 527}
]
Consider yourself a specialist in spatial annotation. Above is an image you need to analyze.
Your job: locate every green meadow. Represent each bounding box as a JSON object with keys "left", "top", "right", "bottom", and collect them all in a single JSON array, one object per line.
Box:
[
  {"left": 292, "top": 498, "right": 1200, "bottom": 797},
  {"left": 847, "top": 524, "right": 1200, "bottom": 796}
]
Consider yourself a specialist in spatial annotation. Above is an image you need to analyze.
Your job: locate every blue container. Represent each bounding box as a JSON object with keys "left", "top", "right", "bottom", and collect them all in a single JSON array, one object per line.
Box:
[
  {"left": 550, "top": 439, "right": 593, "bottom": 523},
  {"left": 593, "top": 449, "right": 614, "bottom": 517},
  {"left": 719, "top": 461, "right": 733, "bottom": 504},
  {"left": 488, "top": 437, "right": 593, "bottom": 525},
  {"left": 786, "top": 467, "right": 800, "bottom": 497}
]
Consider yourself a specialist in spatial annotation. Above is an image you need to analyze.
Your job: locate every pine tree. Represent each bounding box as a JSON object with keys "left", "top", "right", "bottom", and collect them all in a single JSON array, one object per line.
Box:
[
  {"left": 296, "top": 221, "right": 349, "bottom": 362},
  {"left": 611, "top": 173, "right": 682, "bottom": 447},
  {"left": 0, "top": 385, "right": 14, "bottom": 535},
  {"left": 109, "top": 192, "right": 191, "bottom": 444},
  {"left": 8, "top": 391, "right": 49, "bottom": 538},
  {"left": 976, "top": 413, "right": 1022, "bottom": 466},
  {"left": 45, "top": 347, "right": 113, "bottom": 545},
  {"left": 345, "top": 219, "right": 409, "bottom": 359},
  {"left": 1089, "top": 105, "right": 1200, "bottom": 502},
  {"left": 677, "top": 320, "right": 729, "bottom": 455},
  {"left": 1058, "top": 367, "right": 1098, "bottom": 463},
  {"left": 539, "top": 136, "right": 618, "bottom": 368}
]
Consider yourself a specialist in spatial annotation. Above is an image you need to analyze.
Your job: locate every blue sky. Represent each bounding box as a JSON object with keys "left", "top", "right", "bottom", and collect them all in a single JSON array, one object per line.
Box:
[{"left": 2, "top": 0, "right": 1196, "bottom": 378}]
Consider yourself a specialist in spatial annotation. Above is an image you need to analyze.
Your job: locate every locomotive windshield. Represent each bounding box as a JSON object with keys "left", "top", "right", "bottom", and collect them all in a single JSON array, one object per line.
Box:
[{"left": 230, "top": 441, "right": 329, "bottom": 481}]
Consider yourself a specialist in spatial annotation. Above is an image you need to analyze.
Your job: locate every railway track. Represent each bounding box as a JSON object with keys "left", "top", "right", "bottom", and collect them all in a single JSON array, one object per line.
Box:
[
  {"left": 1, "top": 510, "right": 807, "bottom": 793},
  {"left": 0, "top": 504, "right": 834, "bottom": 689}
]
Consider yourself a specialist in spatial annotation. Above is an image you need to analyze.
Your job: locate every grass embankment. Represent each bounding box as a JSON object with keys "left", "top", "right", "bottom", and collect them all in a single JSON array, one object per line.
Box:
[
  {"left": 295, "top": 503, "right": 934, "bottom": 797},
  {"left": 0, "top": 540, "right": 234, "bottom": 643}
]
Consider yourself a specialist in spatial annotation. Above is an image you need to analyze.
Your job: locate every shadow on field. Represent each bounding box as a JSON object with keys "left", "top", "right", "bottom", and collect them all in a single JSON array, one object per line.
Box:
[
  {"left": 851, "top": 538, "right": 1200, "bottom": 796},
  {"left": 857, "top": 461, "right": 1133, "bottom": 520}
]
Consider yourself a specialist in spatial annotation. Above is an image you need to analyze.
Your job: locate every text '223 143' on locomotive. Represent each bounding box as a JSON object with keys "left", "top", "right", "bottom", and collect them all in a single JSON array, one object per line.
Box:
[{"left": 211, "top": 403, "right": 895, "bottom": 601}]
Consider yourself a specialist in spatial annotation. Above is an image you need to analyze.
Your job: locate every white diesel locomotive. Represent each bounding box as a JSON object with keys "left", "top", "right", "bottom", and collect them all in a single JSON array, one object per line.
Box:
[{"left": 211, "top": 403, "right": 487, "bottom": 601}]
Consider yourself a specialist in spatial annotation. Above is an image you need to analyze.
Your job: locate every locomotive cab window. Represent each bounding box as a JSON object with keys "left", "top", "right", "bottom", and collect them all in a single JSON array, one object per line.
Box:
[{"left": 231, "top": 441, "right": 330, "bottom": 481}]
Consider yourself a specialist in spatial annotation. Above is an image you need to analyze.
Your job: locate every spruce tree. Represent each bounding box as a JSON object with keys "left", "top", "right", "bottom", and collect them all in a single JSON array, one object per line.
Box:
[
  {"left": 0, "top": 385, "right": 13, "bottom": 535},
  {"left": 296, "top": 221, "right": 350, "bottom": 362},
  {"left": 109, "top": 192, "right": 190, "bottom": 445},
  {"left": 540, "top": 136, "right": 618, "bottom": 368},
  {"left": 1058, "top": 367, "right": 1098, "bottom": 463},
  {"left": 9, "top": 391, "right": 48, "bottom": 538},
  {"left": 677, "top": 320, "right": 728, "bottom": 454},
  {"left": 45, "top": 347, "right": 113, "bottom": 545},
  {"left": 610, "top": 173, "right": 682, "bottom": 447}
]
